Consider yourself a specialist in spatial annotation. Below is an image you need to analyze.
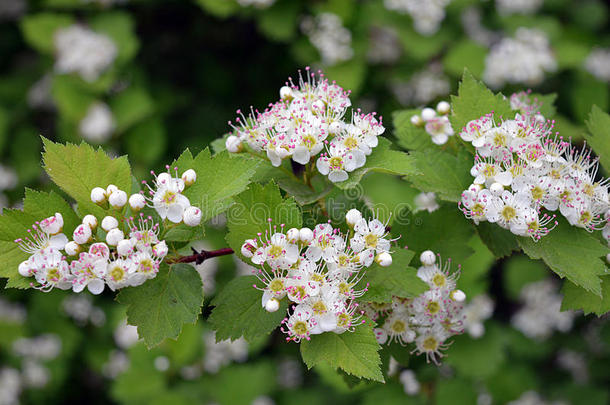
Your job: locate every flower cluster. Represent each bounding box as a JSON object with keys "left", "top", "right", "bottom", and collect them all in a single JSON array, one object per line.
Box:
[
  {"left": 300, "top": 13, "right": 353, "bottom": 66},
  {"left": 459, "top": 108, "right": 610, "bottom": 239},
  {"left": 54, "top": 25, "right": 117, "bottom": 82},
  {"left": 483, "top": 28, "right": 556, "bottom": 88},
  {"left": 367, "top": 26, "right": 402, "bottom": 65},
  {"left": 366, "top": 250, "right": 466, "bottom": 364},
  {"left": 383, "top": 0, "right": 451, "bottom": 36},
  {"left": 364, "top": 250, "right": 466, "bottom": 364},
  {"left": 16, "top": 210, "right": 168, "bottom": 294},
  {"left": 226, "top": 69, "right": 385, "bottom": 183},
  {"left": 240, "top": 209, "right": 394, "bottom": 343},
  {"left": 392, "top": 64, "right": 451, "bottom": 106},
  {"left": 511, "top": 279, "right": 576, "bottom": 340},
  {"left": 410, "top": 101, "right": 454, "bottom": 145}
]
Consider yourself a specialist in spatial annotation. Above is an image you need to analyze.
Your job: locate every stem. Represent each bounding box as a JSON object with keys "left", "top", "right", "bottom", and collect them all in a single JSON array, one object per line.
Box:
[{"left": 169, "top": 247, "right": 235, "bottom": 265}]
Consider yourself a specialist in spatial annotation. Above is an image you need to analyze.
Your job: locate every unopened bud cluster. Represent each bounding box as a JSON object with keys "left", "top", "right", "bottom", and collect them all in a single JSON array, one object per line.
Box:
[
  {"left": 459, "top": 96, "right": 610, "bottom": 240},
  {"left": 410, "top": 101, "right": 454, "bottom": 145},
  {"left": 365, "top": 250, "right": 466, "bottom": 365},
  {"left": 240, "top": 209, "right": 395, "bottom": 343},
  {"left": 226, "top": 68, "right": 385, "bottom": 183}
]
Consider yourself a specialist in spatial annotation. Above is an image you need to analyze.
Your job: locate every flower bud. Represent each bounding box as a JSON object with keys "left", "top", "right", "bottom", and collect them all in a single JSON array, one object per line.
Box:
[
  {"left": 421, "top": 107, "right": 436, "bottom": 122},
  {"left": 40, "top": 213, "right": 63, "bottom": 235},
  {"left": 106, "top": 184, "right": 118, "bottom": 196},
  {"left": 375, "top": 252, "right": 393, "bottom": 267},
  {"left": 65, "top": 241, "right": 81, "bottom": 256},
  {"left": 225, "top": 135, "right": 243, "bottom": 153},
  {"left": 286, "top": 228, "right": 300, "bottom": 243},
  {"left": 436, "top": 101, "right": 451, "bottom": 115},
  {"left": 153, "top": 241, "right": 168, "bottom": 258},
  {"left": 469, "top": 323, "right": 485, "bottom": 338},
  {"left": 101, "top": 216, "right": 119, "bottom": 232},
  {"left": 106, "top": 228, "right": 124, "bottom": 246},
  {"left": 241, "top": 239, "right": 258, "bottom": 258},
  {"left": 451, "top": 289, "right": 466, "bottom": 302},
  {"left": 183, "top": 206, "right": 202, "bottom": 227},
  {"left": 181, "top": 169, "right": 197, "bottom": 186},
  {"left": 489, "top": 182, "right": 504, "bottom": 196},
  {"left": 410, "top": 114, "right": 424, "bottom": 127},
  {"left": 420, "top": 250, "right": 436, "bottom": 266},
  {"left": 91, "top": 187, "right": 107, "bottom": 204},
  {"left": 108, "top": 189, "right": 127, "bottom": 209},
  {"left": 128, "top": 193, "right": 146, "bottom": 211},
  {"left": 264, "top": 298, "right": 280, "bottom": 313},
  {"left": 73, "top": 224, "right": 92, "bottom": 245},
  {"left": 82, "top": 214, "right": 98, "bottom": 230},
  {"left": 345, "top": 208, "right": 362, "bottom": 227},
  {"left": 279, "top": 85, "right": 293, "bottom": 100},
  {"left": 18, "top": 260, "right": 33, "bottom": 277},
  {"left": 299, "top": 227, "right": 313, "bottom": 243},
  {"left": 117, "top": 239, "right": 134, "bottom": 256}
]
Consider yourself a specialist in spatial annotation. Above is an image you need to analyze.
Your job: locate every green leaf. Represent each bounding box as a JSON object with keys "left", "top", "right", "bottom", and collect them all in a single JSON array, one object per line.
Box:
[
  {"left": 476, "top": 221, "right": 520, "bottom": 258},
  {"left": 336, "top": 137, "right": 417, "bottom": 190},
  {"left": 276, "top": 177, "right": 332, "bottom": 205},
  {"left": 585, "top": 105, "right": 610, "bottom": 174},
  {"left": 257, "top": 0, "right": 299, "bottom": 42},
  {"left": 458, "top": 235, "right": 495, "bottom": 296},
  {"left": 518, "top": 222, "right": 608, "bottom": 296},
  {"left": 359, "top": 249, "right": 428, "bottom": 303},
  {"left": 51, "top": 74, "right": 97, "bottom": 122},
  {"left": 195, "top": 0, "right": 239, "bottom": 18},
  {"left": 445, "top": 322, "right": 506, "bottom": 379},
  {"left": 394, "top": 205, "right": 476, "bottom": 265},
  {"left": 561, "top": 276, "right": 610, "bottom": 316},
  {"left": 405, "top": 149, "right": 472, "bottom": 203},
  {"left": 201, "top": 363, "right": 276, "bottom": 405},
  {"left": 42, "top": 138, "right": 132, "bottom": 218},
  {"left": 22, "top": 189, "right": 80, "bottom": 235},
  {"left": 174, "top": 149, "right": 260, "bottom": 225},
  {"left": 89, "top": 12, "right": 139, "bottom": 64},
  {"left": 20, "top": 13, "right": 74, "bottom": 54},
  {"left": 450, "top": 70, "right": 513, "bottom": 133},
  {"left": 125, "top": 119, "right": 167, "bottom": 165},
  {"left": 116, "top": 263, "right": 203, "bottom": 348},
  {"left": 436, "top": 378, "right": 478, "bottom": 405},
  {"left": 208, "top": 275, "right": 288, "bottom": 342},
  {"left": 110, "top": 86, "right": 154, "bottom": 133},
  {"left": 443, "top": 40, "right": 487, "bottom": 78},
  {"left": 392, "top": 109, "right": 434, "bottom": 151},
  {"left": 570, "top": 72, "right": 609, "bottom": 123},
  {"left": 300, "top": 321, "right": 383, "bottom": 382},
  {"left": 225, "top": 181, "right": 302, "bottom": 261}
]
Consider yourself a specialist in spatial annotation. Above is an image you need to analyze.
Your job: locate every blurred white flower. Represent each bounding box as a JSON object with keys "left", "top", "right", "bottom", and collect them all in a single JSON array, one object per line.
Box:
[
  {"left": 191, "top": 241, "right": 220, "bottom": 296},
  {"left": 20, "top": 360, "right": 49, "bottom": 389},
  {"left": 483, "top": 28, "right": 556, "bottom": 88},
  {"left": 0, "top": 299, "right": 26, "bottom": 324},
  {"left": 27, "top": 74, "right": 55, "bottom": 110},
  {"left": 0, "top": 368, "right": 21, "bottom": 405},
  {"left": 12, "top": 335, "right": 61, "bottom": 361},
  {"left": 277, "top": 358, "right": 303, "bottom": 388},
  {"left": 496, "top": 0, "right": 544, "bottom": 16},
  {"left": 367, "top": 26, "right": 402, "bottom": 64},
  {"left": 414, "top": 192, "right": 440, "bottom": 213},
  {"left": 0, "top": 165, "right": 18, "bottom": 192},
  {"left": 384, "top": 0, "right": 451, "bottom": 36},
  {"left": 301, "top": 13, "right": 353, "bottom": 66},
  {"left": 584, "top": 48, "right": 610, "bottom": 83},
  {"left": 54, "top": 25, "right": 117, "bottom": 82},
  {"left": 462, "top": 294, "right": 494, "bottom": 338},
  {"left": 202, "top": 331, "right": 248, "bottom": 374},
  {"left": 114, "top": 320, "right": 140, "bottom": 349},
  {"left": 399, "top": 369, "right": 420, "bottom": 395},
  {"left": 236, "top": 0, "right": 275, "bottom": 7},
  {"left": 62, "top": 294, "right": 106, "bottom": 327},
  {"left": 102, "top": 350, "right": 130, "bottom": 379},
  {"left": 392, "top": 65, "right": 450, "bottom": 106},
  {"left": 79, "top": 102, "right": 116, "bottom": 144}
]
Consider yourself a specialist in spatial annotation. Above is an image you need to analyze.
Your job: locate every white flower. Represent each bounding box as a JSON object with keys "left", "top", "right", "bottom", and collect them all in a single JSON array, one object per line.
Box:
[
  {"left": 31, "top": 248, "right": 73, "bottom": 291},
  {"left": 350, "top": 216, "right": 392, "bottom": 265},
  {"left": 584, "top": 47, "right": 610, "bottom": 83},
  {"left": 301, "top": 13, "right": 353, "bottom": 66},
  {"left": 70, "top": 250, "right": 107, "bottom": 294},
  {"left": 316, "top": 143, "right": 363, "bottom": 183},
  {"left": 79, "top": 102, "right": 115, "bottom": 144},
  {"left": 148, "top": 167, "right": 191, "bottom": 223},
  {"left": 39, "top": 213, "right": 64, "bottom": 235},
  {"left": 414, "top": 192, "right": 439, "bottom": 213},
  {"left": 252, "top": 232, "right": 299, "bottom": 270},
  {"left": 54, "top": 25, "right": 117, "bottom": 82},
  {"left": 105, "top": 259, "right": 135, "bottom": 291}
]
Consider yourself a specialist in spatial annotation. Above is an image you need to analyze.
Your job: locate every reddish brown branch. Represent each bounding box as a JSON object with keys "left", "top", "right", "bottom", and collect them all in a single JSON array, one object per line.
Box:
[{"left": 170, "top": 247, "right": 235, "bottom": 265}]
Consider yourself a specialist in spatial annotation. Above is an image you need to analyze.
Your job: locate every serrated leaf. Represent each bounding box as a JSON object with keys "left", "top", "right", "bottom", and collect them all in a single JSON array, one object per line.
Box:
[
  {"left": 518, "top": 222, "right": 608, "bottom": 296},
  {"left": 405, "top": 149, "right": 472, "bottom": 203},
  {"left": 392, "top": 109, "right": 434, "bottom": 151},
  {"left": 335, "top": 137, "right": 416, "bottom": 190},
  {"left": 359, "top": 248, "right": 427, "bottom": 303},
  {"left": 208, "top": 275, "right": 288, "bottom": 342},
  {"left": 561, "top": 276, "right": 610, "bottom": 316},
  {"left": 393, "top": 205, "right": 476, "bottom": 264},
  {"left": 42, "top": 138, "right": 132, "bottom": 218},
  {"left": 300, "top": 321, "right": 383, "bottom": 382},
  {"left": 585, "top": 105, "right": 610, "bottom": 174},
  {"left": 450, "top": 70, "right": 513, "bottom": 133},
  {"left": 22, "top": 189, "right": 80, "bottom": 236},
  {"left": 476, "top": 221, "right": 520, "bottom": 258},
  {"left": 173, "top": 149, "right": 260, "bottom": 225},
  {"left": 225, "top": 181, "right": 302, "bottom": 261},
  {"left": 20, "top": 13, "right": 74, "bottom": 54},
  {"left": 276, "top": 177, "right": 332, "bottom": 205},
  {"left": 116, "top": 263, "right": 204, "bottom": 348}
]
